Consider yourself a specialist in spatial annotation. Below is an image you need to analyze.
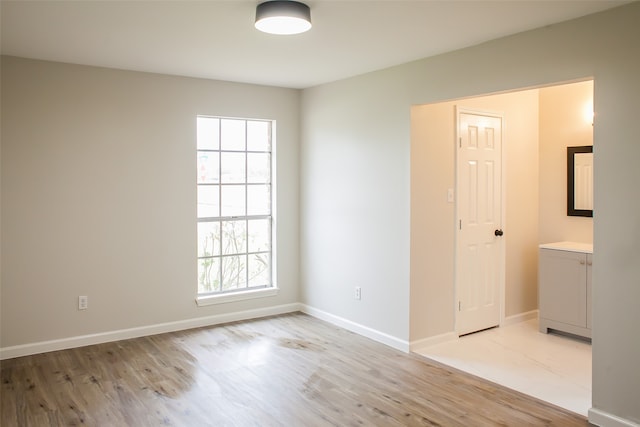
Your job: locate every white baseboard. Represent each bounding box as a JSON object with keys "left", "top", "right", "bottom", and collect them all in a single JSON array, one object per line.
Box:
[
  {"left": 589, "top": 408, "right": 640, "bottom": 427},
  {"left": 0, "top": 305, "right": 541, "bottom": 361},
  {"left": 502, "top": 309, "right": 539, "bottom": 327},
  {"left": 299, "top": 304, "right": 410, "bottom": 353},
  {"left": 409, "top": 331, "right": 458, "bottom": 353},
  {"left": 0, "top": 303, "right": 302, "bottom": 360}
]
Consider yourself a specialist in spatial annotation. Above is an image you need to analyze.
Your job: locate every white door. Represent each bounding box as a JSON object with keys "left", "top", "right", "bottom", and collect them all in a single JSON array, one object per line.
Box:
[{"left": 456, "top": 109, "right": 504, "bottom": 336}]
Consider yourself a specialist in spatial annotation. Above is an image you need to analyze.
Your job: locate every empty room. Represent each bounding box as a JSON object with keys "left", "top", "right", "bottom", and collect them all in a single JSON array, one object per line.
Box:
[{"left": 2, "top": 1, "right": 639, "bottom": 426}]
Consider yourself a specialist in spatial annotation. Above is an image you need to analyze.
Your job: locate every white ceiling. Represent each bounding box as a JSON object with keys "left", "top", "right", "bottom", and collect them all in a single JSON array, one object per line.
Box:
[{"left": 0, "top": 1, "right": 629, "bottom": 89}]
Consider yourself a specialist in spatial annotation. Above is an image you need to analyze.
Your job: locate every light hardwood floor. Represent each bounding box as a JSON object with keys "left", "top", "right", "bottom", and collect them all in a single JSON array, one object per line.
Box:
[{"left": 1, "top": 313, "right": 590, "bottom": 426}]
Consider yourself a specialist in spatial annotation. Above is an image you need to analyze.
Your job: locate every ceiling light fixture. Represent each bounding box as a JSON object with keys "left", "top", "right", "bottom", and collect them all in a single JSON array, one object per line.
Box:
[{"left": 255, "top": 1, "right": 312, "bottom": 35}]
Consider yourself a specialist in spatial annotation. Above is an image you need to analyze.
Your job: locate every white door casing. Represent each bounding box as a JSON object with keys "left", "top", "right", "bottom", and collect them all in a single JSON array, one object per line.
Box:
[{"left": 455, "top": 108, "right": 504, "bottom": 336}]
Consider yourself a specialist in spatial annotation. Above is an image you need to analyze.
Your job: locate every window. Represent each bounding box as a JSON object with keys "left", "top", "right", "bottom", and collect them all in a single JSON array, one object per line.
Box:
[{"left": 196, "top": 117, "right": 274, "bottom": 303}]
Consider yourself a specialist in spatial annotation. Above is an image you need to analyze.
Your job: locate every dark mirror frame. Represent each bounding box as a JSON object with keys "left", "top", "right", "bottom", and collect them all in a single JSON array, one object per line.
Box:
[{"left": 567, "top": 145, "right": 593, "bottom": 217}]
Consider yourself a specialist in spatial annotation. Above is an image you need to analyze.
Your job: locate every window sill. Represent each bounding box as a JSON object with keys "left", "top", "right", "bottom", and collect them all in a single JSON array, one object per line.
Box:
[{"left": 196, "top": 287, "right": 279, "bottom": 307}]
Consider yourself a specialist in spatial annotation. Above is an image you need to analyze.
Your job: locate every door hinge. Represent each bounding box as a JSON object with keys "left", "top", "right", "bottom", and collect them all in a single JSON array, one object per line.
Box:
[
  {"left": 458, "top": 301, "right": 461, "bottom": 311},
  {"left": 459, "top": 220, "right": 462, "bottom": 230},
  {"left": 459, "top": 137, "right": 462, "bottom": 148}
]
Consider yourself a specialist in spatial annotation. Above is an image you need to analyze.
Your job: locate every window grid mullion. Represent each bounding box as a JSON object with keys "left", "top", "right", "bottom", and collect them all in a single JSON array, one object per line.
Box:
[
  {"left": 198, "top": 249, "right": 268, "bottom": 260},
  {"left": 198, "top": 214, "right": 271, "bottom": 223},
  {"left": 244, "top": 121, "right": 249, "bottom": 289},
  {"left": 218, "top": 122, "right": 223, "bottom": 291},
  {"left": 268, "top": 122, "right": 273, "bottom": 268}
]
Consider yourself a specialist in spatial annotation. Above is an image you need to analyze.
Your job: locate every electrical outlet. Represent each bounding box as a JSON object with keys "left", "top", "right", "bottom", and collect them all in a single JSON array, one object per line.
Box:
[
  {"left": 78, "top": 295, "right": 88, "bottom": 310},
  {"left": 354, "top": 287, "right": 361, "bottom": 300}
]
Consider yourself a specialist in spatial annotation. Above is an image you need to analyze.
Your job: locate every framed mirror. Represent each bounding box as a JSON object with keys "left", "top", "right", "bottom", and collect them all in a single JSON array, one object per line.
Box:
[{"left": 567, "top": 146, "right": 593, "bottom": 217}]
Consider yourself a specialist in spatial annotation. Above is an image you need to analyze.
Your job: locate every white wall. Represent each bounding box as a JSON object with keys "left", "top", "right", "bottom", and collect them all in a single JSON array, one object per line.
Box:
[
  {"left": 301, "top": 3, "right": 640, "bottom": 425},
  {"left": 539, "top": 81, "right": 594, "bottom": 245},
  {"left": 300, "top": 72, "right": 411, "bottom": 341},
  {"left": 1, "top": 57, "right": 300, "bottom": 348}
]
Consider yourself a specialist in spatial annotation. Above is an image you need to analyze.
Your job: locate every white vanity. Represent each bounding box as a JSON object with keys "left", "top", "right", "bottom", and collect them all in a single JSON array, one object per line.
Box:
[{"left": 538, "top": 242, "right": 593, "bottom": 339}]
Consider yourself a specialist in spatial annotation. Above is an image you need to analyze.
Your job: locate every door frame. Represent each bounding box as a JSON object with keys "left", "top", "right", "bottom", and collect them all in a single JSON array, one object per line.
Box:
[{"left": 454, "top": 106, "right": 507, "bottom": 335}]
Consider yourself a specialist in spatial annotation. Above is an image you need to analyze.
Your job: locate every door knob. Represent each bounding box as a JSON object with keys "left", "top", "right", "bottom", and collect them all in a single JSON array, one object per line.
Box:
[{"left": 494, "top": 229, "right": 504, "bottom": 236}]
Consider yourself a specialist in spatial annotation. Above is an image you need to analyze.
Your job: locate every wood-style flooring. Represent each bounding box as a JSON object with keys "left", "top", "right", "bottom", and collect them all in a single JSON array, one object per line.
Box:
[{"left": 1, "top": 313, "right": 590, "bottom": 426}]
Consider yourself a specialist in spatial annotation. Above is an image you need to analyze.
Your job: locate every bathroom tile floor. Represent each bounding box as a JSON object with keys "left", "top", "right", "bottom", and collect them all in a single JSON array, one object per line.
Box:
[{"left": 415, "top": 318, "right": 592, "bottom": 416}]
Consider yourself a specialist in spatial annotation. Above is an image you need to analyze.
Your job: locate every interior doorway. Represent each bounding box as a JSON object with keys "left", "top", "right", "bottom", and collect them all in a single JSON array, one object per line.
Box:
[{"left": 410, "top": 79, "right": 594, "bottom": 414}]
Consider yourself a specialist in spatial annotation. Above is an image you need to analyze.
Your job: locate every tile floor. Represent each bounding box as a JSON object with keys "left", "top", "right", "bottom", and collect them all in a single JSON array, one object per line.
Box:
[{"left": 415, "top": 318, "right": 592, "bottom": 416}]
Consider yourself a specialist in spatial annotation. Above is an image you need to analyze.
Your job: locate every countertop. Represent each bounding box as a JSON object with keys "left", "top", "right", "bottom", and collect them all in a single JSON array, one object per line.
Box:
[{"left": 539, "top": 241, "right": 593, "bottom": 254}]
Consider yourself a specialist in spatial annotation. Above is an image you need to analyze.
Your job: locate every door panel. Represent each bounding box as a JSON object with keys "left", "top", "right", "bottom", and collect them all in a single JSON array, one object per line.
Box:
[
  {"left": 456, "top": 111, "right": 503, "bottom": 336},
  {"left": 539, "top": 249, "right": 587, "bottom": 327}
]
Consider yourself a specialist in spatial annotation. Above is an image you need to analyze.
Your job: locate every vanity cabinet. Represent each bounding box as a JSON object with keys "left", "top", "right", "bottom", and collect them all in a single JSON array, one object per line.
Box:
[{"left": 538, "top": 242, "right": 593, "bottom": 339}]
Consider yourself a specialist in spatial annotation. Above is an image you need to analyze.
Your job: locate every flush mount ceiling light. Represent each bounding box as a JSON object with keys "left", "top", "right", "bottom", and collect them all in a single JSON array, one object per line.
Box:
[{"left": 255, "top": 1, "right": 312, "bottom": 35}]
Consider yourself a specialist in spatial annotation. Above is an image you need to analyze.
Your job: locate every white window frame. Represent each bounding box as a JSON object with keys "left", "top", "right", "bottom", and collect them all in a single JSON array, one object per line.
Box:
[{"left": 195, "top": 116, "right": 277, "bottom": 306}]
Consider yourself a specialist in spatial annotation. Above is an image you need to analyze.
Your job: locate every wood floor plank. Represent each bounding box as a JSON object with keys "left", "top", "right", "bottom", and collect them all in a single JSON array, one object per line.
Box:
[{"left": 1, "top": 313, "right": 590, "bottom": 426}]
